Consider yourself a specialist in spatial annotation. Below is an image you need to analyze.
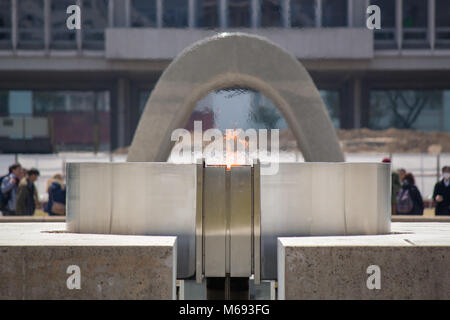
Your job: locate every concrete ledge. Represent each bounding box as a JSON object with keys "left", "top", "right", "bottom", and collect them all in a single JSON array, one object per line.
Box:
[
  {"left": 278, "top": 222, "right": 450, "bottom": 300},
  {"left": 1, "top": 215, "right": 448, "bottom": 224},
  {"left": 0, "top": 223, "right": 176, "bottom": 300},
  {"left": 0, "top": 216, "right": 65, "bottom": 223},
  {"left": 392, "top": 215, "right": 450, "bottom": 223}
]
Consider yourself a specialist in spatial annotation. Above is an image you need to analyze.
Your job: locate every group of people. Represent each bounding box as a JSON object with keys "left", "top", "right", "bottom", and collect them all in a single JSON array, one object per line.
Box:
[
  {"left": 0, "top": 163, "right": 66, "bottom": 216},
  {"left": 387, "top": 158, "right": 450, "bottom": 216}
]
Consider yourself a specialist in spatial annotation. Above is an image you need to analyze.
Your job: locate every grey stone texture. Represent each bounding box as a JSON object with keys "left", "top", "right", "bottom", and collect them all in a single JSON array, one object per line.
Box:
[
  {"left": 278, "top": 222, "right": 450, "bottom": 300},
  {"left": 127, "top": 33, "right": 344, "bottom": 163},
  {"left": 0, "top": 223, "right": 176, "bottom": 300}
]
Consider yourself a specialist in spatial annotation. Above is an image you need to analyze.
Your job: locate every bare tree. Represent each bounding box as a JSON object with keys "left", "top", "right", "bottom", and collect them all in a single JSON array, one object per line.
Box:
[{"left": 385, "top": 91, "right": 436, "bottom": 129}]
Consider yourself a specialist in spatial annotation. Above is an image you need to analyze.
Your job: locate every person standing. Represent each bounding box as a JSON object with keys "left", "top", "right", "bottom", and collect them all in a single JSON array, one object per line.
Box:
[
  {"left": 396, "top": 173, "right": 424, "bottom": 215},
  {"left": 0, "top": 163, "right": 24, "bottom": 215},
  {"left": 45, "top": 174, "right": 66, "bottom": 216},
  {"left": 398, "top": 168, "right": 406, "bottom": 183},
  {"left": 15, "top": 168, "right": 40, "bottom": 216},
  {"left": 433, "top": 166, "right": 450, "bottom": 216},
  {"left": 382, "top": 158, "right": 401, "bottom": 215}
]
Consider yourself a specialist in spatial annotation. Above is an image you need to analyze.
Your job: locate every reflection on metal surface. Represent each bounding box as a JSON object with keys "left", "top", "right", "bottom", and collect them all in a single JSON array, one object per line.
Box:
[
  {"left": 230, "top": 166, "right": 252, "bottom": 277},
  {"left": 201, "top": 164, "right": 257, "bottom": 279},
  {"left": 195, "top": 160, "right": 204, "bottom": 283},
  {"left": 252, "top": 160, "right": 261, "bottom": 284},
  {"left": 203, "top": 166, "right": 226, "bottom": 277}
]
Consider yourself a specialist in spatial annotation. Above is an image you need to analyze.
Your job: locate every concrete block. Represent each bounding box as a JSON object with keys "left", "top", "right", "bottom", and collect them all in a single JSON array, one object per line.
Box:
[
  {"left": 0, "top": 223, "right": 176, "bottom": 300},
  {"left": 278, "top": 223, "right": 450, "bottom": 299}
]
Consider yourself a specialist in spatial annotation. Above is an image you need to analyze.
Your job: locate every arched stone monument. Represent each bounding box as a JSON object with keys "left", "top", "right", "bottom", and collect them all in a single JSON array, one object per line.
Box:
[{"left": 128, "top": 33, "right": 344, "bottom": 162}]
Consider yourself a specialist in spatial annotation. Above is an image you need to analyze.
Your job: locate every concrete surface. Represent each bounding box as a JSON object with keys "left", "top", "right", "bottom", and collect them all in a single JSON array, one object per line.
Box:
[
  {"left": 278, "top": 222, "right": 450, "bottom": 300},
  {"left": 106, "top": 28, "right": 373, "bottom": 60},
  {"left": 127, "top": 33, "right": 344, "bottom": 163},
  {"left": 391, "top": 215, "right": 450, "bottom": 222},
  {"left": 2, "top": 215, "right": 448, "bottom": 224},
  {"left": 0, "top": 216, "right": 65, "bottom": 223},
  {"left": 0, "top": 223, "right": 176, "bottom": 300}
]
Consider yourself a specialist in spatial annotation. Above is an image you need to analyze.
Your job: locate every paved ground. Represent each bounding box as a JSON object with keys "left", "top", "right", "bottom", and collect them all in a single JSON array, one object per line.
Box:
[
  {"left": 0, "top": 223, "right": 176, "bottom": 246},
  {"left": 1, "top": 221, "right": 448, "bottom": 254}
]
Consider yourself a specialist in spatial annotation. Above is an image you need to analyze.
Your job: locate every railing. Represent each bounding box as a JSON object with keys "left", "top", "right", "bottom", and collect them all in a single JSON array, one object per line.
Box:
[
  {"left": 436, "top": 27, "right": 450, "bottom": 48},
  {"left": 374, "top": 27, "right": 396, "bottom": 49},
  {"left": 0, "top": 27, "right": 11, "bottom": 49},
  {"left": 17, "top": 29, "right": 45, "bottom": 49},
  {"left": 402, "top": 27, "right": 429, "bottom": 48},
  {"left": 83, "top": 28, "right": 105, "bottom": 50}
]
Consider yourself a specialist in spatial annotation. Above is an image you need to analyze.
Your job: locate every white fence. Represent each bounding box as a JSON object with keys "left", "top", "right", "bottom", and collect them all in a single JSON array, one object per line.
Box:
[{"left": 1, "top": 152, "right": 449, "bottom": 202}]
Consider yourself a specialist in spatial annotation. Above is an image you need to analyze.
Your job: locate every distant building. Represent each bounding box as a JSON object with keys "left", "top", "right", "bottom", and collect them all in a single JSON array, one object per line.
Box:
[{"left": 0, "top": 0, "right": 449, "bottom": 153}]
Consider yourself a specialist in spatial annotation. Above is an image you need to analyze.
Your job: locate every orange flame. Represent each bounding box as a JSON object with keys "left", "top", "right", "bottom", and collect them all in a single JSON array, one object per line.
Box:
[{"left": 224, "top": 130, "right": 249, "bottom": 170}]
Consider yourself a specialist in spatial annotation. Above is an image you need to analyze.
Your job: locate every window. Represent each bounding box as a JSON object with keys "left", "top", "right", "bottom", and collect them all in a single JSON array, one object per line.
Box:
[
  {"left": 229, "top": 0, "right": 251, "bottom": 28},
  {"left": 131, "top": 0, "right": 157, "bottom": 27},
  {"left": 18, "top": 0, "right": 44, "bottom": 49},
  {"left": 163, "top": 0, "right": 188, "bottom": 28},
  {"left": 0, "top": 0, "right": 11, "bottom": 49},
  {"left": 0, "top": 91, "right": 8, "bottom": 116},
  {"left": 290, "top": 0, "right": 315, "bottom": 28},
  {"left": 436, "top": 0, "right": 450, "bottom": 48},
  {"left": 320, "top": 90, "right": 340, "bottom": 129},
  {"left": 0, "top": 90, "right": 110, "bottom": 151},
  {"left": 402, "top": 0, "right": 428, "bottom": 48},
  {"left": 138, "top": 90, "right": 151, "bottom": 116},
  {"left": 82, "top": 0, "right": 108, "bottom": 50},
  {"left": 369, "top": 90, "right": 450, "bottom": 132},
  {"left": 322, "top": 0, "right": 347, "bottom": 27},
  {"left": 196, "top": 0, "right": 219, "bottom": 28},
  {"left": 260, "top": 0, "right": 282, "bottom": 27},
  {"left": 51, "top": 0, "right": 77, "bottom": 49},
  {"left": 34, "top": 91, "right": 111, "bottom": 151},
  {"left": 371, "top": 0, "right": 396, "bottom": 49}
]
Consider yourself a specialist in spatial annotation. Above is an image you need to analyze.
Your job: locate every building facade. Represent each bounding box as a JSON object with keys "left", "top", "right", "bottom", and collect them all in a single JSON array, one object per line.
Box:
[{"left": 0, "top": 0, "right": 449, "bottom": 152}]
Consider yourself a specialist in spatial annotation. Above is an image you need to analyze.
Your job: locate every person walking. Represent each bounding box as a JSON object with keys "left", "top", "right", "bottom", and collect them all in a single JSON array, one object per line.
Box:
[
  {"left": 432, "top": 166, "right": 450, "bottom": 216},
  {"left": 398, "top": 168, "right": 406, "bottom": 183},
  {"left": 45, "top": 173, "right": 66, "bottom": 216},
  {"left": 382, "top": 158, "right": 401, "bottom": 215},
  {"left": 15, "top": 168, "right": 40, "bottom": 216},
  {"left": 0, "top": 163, "right": 24, "bottom": 215},
  {"left": 396, "top": 173, "right": 424, "bottom": 215}
]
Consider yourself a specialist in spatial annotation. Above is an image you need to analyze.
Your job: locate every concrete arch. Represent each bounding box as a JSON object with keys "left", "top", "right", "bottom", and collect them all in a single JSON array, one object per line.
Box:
[{"left": 127, "top": 33, "right": 344, "bottom": 162}]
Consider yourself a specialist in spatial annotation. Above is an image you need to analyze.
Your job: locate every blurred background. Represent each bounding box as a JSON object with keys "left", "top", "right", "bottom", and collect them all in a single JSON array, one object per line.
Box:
[{"left": 0, "top": 0, "right": 449, "bottom": 212}]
